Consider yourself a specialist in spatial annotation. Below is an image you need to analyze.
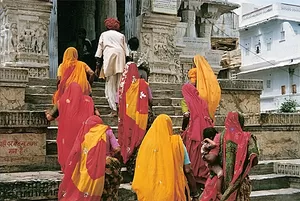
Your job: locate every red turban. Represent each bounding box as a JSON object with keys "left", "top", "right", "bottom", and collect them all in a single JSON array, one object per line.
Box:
[{"left": 104, "top": 18, "right": 120, "bottom": 31}]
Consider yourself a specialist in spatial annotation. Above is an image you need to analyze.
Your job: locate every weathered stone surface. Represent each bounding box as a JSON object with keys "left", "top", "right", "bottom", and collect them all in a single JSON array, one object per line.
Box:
[
  {"left": 253, "top": 130, "right": 300, "bottom": 160},
  {"left": 0, "top": 0, "right": 52, "bottom": 78},
  {"left": 151, "top": 0, "right": 177, "bottom": 15},
  {"left": 0, "top": 87, "right": 25, "bottom": 110},
  {"left": 219, "top": 91, "right": 261, "bottom": 116},
  {"left": 0, "top": 133, "right": 46, "bottom": 166}
]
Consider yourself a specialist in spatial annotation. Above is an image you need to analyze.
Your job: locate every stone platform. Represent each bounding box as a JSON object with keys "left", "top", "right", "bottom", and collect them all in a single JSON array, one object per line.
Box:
[{"left": 1, "top": 159, "right": 300, "bottom": 200}]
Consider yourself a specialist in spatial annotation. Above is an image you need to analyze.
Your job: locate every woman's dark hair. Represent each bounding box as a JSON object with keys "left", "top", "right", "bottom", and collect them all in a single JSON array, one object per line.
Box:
[
  {"left": 238, "top": 112, "right": 245, "bottom": 128},
  {"left": 203, "top": 127, "right": 218, "bottom": 140},
  {"left": 128, "top": 37, "right": 139, "bottom": 51}
]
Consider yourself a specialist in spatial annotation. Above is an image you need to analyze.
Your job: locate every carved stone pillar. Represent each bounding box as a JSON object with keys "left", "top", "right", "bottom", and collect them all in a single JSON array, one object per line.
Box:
[
  {"left": 78, "top": 0, "right": 96, "bottom": 40},
  {"left": 138, "top": 12, "right": 181, "bottom": 83},
  {"left": 97, "top": 0, "right": 117, "bottom": 34},
  {"left": 181, "top": 10, "right": 196, "bottom": 37},
  {"left": 0, "top": 0, "right": 52, "bottom": 78}
]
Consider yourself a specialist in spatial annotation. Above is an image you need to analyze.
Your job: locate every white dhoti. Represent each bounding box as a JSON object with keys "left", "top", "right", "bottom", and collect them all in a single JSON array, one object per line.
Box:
[{"left": 105, "top": 73, "right": 122, "bottom": 111}]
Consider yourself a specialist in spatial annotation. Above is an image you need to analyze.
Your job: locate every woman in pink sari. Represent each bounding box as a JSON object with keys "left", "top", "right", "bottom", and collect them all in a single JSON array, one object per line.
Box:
[
  {"left": 181, "top": 83, "right": 213, "bottom": 186},
  {"left": 46, "top": 83, "right": 94, "bottom": 172},
  {"left": 201, "top": 112, "right": 259, "bottom": 201}
]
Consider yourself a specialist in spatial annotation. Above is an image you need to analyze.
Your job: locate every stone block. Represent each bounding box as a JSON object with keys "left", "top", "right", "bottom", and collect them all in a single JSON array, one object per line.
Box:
[
  {"left": 0, "top": 67, "right": 28, "bottom": 110},
  {"left": 0, "top": 133, "right": 46, "bottom": 166},
  {"left": 253, "top": 130, "right": 300, "bottom": 160}
]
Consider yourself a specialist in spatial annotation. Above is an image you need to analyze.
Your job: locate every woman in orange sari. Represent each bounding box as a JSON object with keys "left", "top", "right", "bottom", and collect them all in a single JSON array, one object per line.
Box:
[
  {"left": 53, "top": 47, "right": 94, "bottom": 104},
  {"left": 58, "top": 115, "right": 122, "bottom": 201},
  {"left": 201, "top": 112, "right": 259, "bottom": 201},
  {"left": 118, "top": 62, "right": 149, "bottom": 173},
  {"left": 132, "top": 114, "right": 199, "bottom": 201},
  {"left": 46, "top": 82, "right": 95, "bottom": 171}
]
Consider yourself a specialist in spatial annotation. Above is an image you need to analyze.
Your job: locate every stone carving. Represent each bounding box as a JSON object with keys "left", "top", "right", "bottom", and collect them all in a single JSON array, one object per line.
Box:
[
  {"left": 153, "top": 32, "right": 175, "bottom": 61},
  {"left": 0, "top": 67, "right": 28, "bottom": 84},
  {"left": 10, "top": 23, "right": 18, "bottom": 53},
  {"left": 36, "top": 24, "right": 48, "bottom": 54},
  {"left": 218, "top": 79, "right": 263, "bottom": 91},
  {"left": 274, "top": 162, "right": 300, "bottom": 177},
  {"left": 0, "top": 111, "right": 49, "bottom": 128}
]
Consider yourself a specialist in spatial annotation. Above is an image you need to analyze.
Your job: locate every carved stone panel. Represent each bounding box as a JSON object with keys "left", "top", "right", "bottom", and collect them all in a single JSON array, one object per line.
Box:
[
  {"left": 151, "top": 0, "right": 177, "bottom": 15},
  {"left": 0, "top": 0, "right": 52, "bottom": 78},
  {"left": 0, "top": 133, "right": 46, "bottom": 166}
]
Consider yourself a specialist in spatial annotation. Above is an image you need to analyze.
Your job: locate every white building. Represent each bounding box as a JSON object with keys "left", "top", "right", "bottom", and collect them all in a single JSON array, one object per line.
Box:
[{"left": 237, "top": 3, "right": 300, "bottom": 112}]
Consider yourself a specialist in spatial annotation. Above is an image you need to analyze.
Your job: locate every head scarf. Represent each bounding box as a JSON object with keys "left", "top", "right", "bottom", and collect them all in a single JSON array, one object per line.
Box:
[
  {"left": 194, "top": 55, "right": 221, "bottom": 121},
  {"left": 104, "top": 18, "right": 120, "bottom": 31},
  {"left": 53, "top": 47, "right": 91, "bottom": 104},
  {"left": 181, "top": 83, "right": 212, "bottom": 184},
  {"left": 132, "top": 114, "right": 187, "bottom": 201}
]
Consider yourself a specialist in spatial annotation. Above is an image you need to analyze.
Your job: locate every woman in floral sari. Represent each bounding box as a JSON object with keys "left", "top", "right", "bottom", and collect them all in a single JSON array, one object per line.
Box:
[
  {"left": 181, "top": 83, "right": 213, "bottom": 186},
  {"left": 58, "top": 115, "right": 122, "bottom": 201},
  {"left": 118, "top": 62, "right": 149, "bottom": 175},
  {"left": 53, "top": 47, "right": 94, "bottom": 104},
  {"left": 201, "top": 112, "right": 259, "bottom": 201}
]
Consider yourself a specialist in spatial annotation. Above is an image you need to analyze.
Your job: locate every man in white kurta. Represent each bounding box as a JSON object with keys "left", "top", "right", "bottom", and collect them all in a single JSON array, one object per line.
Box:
[{"left": 95, "top": 18, "right": 128, "bottom": 116}]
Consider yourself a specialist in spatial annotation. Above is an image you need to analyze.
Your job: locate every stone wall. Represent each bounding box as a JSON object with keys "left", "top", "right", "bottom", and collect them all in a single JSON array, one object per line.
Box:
[{"left": 217, "top": 79, "right": 300, "bottom": 160}]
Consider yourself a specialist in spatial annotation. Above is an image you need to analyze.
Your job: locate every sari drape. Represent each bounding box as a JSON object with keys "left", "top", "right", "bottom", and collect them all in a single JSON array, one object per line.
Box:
[
  {"left": 53, "top": 47, "right": 91, "bottom": 104},
  {"left": 58, "top": 115, "right": 107, "bottom": 201},
  {"left": 132, "top": 114, "right": 187, "bottom": 201},
  {"left": 118, "top": 63, "right": 148, "bottom": 164},
  {"left": 56, "top": 82, "right": 94, "bottom": 171},
  {"left": 194, "top": 55, "right": 221, "bottom": 121},
  {"left": 201, "top": 112, "right": 259, "bottom": 201},
  {"left": 181, "top": 83, "right": 212, "bottom": 184}
]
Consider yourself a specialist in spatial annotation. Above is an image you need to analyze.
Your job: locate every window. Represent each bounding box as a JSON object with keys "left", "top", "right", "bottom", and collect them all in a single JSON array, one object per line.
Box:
[
  {"left": 266, "top": 80, "right": 271, "bottom": 88},
  {"left": 265, "top": 32, "right": 272, "bottom": 51},
  {"left": 281, "top": 85, "right": 286, "bottom": 95},
  {"left": 255, "top": 40, "right": 261, "bottom": 54},
  {"left": 280, "top": 31, "right": 285, "bottom": 41},
  {"left": 292, "top": 84, "right": 297, "bottom": 94}
]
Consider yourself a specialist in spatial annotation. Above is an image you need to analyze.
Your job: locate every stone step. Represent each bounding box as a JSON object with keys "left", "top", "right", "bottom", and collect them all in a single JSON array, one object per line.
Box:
[
  {"left": 28, "top": 78, "right": 183, "bottom": 91},
  {"left": 46, "top": 126, "right": 182, "bottom": 155},
  {"left": 25, "top": 94, "right": 183, "bottom": 106},
  {"left": 25, "top": 86, "right": 182, "bottom": 99},
  {"left": 250, "top": 188, "right": 300, "bottom": 201},
  {"left": 250, "top": 160, "right": 275, "bottom": 175},
  {"left": 250, "top": 174, "right": 290, "bottom": 191},
  {"left": 46, "top": 126, "right": 182, "bottom": 141}
]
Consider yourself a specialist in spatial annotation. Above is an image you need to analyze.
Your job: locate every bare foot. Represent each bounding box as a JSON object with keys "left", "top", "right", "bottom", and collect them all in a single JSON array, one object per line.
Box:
[{"left": 108, "top": 111, "right": 117, "bottom": 117}]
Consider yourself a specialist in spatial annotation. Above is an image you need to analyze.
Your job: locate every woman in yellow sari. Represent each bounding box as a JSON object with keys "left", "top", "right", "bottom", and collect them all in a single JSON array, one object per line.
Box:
[
  {"left": 53, "top": 47, "right": 94, "bottom": 104},
  {"left": 132, "top": 114, "right": 199, "bottom": 201}
]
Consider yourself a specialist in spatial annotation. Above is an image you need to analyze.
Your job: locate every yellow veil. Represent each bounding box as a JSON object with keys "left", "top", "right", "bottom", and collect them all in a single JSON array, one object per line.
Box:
[
  {"left": 132, "top": 114, "right": 187, "bottom": 201},
  {"left": 194, "top": 55, "right": 221, "bottom": 121}
]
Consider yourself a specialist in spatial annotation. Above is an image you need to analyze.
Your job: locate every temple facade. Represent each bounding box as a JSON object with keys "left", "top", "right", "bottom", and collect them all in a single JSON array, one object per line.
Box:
[{"left": 0, "top": 0, "right": 239, "bottom": 83}]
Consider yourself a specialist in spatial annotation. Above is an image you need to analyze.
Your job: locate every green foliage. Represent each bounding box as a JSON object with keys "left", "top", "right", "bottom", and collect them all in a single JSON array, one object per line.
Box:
[{"left": 280, "top": 98, "right": 298, "bottom": 113}]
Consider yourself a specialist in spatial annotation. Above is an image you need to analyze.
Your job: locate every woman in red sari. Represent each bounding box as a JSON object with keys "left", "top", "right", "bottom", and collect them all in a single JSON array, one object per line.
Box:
[
  {"left": 118, "top": 62, "right": 149, "bottom": 175},
  {"left": 181, "top": 83, "right": 213, "bottom": 186},
  {"left": 58, "top": 115, "right": 122, "bottom": 201},
  {"left": 46, "top": 82, "right": 95, "bottom": 171},
  {"left": 201, "top": 112, "right": 259, "bottom": 201}
]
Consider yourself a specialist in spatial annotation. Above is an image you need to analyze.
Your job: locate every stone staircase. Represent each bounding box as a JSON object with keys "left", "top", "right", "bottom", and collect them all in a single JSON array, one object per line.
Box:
[{"left": 24, "top": 78, "right": 184, "bottom": 170}]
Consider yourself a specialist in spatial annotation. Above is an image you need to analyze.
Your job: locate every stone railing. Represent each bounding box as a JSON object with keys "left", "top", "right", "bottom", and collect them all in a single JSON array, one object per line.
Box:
[
  {"left": 274, "top": 162, "right": 300, "bottom": 177},
  {"left": 215, "top": 114, "right": 260, "bottom": 126},
  {"left": 0, "top": 67, "right": 28, "bottom": 85},
  {"left": 260, "top": 113, "right": 300, "bottom": 126},
  {"left": 218, "top": 79, "right": 263, "bottom": 91},
  {"left": 0, "top": 111, "right": 49, "bottom": 128}
]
